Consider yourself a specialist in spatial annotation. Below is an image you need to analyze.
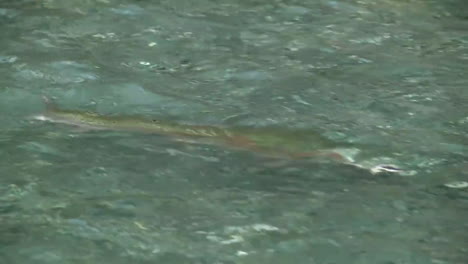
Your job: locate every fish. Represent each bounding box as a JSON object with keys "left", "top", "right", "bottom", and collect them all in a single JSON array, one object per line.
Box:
[
  {"left": 33, "top": 96, "right": 409, "bottom": 174},
  {"left": 34, "top": 97, "right": 232, "bottom": 139}
]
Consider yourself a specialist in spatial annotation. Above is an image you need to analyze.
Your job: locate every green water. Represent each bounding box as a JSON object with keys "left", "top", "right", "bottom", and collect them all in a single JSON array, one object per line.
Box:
[{"left": 1, "top": 0, "right": 467, "bottom": 263}]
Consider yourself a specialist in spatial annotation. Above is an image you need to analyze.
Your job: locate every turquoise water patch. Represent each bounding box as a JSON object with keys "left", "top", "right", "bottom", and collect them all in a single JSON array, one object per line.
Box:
[{"left": 0, "top": 0, "right": 467, "bottom": 263}]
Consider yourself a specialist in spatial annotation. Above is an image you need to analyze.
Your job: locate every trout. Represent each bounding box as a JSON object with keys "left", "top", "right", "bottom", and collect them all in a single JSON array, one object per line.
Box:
[{"left": 34, "top": 97, "right": 402, "bottom": 171}]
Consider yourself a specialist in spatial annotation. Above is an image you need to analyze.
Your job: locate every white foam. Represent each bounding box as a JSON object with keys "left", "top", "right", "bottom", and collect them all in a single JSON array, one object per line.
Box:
[{"left": 31, "top": 115, "right": 52, "bottom": 121}]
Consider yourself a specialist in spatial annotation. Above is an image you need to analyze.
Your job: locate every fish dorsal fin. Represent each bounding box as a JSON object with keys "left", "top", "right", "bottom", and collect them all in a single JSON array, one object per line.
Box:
[{"left": 42, "top": 96, "right": 58, "bottom": 111}]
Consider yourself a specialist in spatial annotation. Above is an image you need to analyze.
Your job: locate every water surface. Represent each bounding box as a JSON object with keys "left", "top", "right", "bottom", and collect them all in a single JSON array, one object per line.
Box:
[{"left": 1, "top": 0, "right": 467, "bottom": 263}]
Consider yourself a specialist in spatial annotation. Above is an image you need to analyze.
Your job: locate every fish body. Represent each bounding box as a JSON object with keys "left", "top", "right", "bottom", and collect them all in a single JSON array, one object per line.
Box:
[
  {"left": 35, "top": 108, "right": 230, "bottom": 138},
  {"left": 34, "top": 97, "right": 356, "bottom": 161},
  {"left": 35, "top": 96, "right": 233, "bottom": 136}
]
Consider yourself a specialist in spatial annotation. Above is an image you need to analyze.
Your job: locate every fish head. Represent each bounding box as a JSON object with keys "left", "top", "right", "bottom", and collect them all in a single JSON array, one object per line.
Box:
[{"left": 32, "top": 108, "right": 100, "bottom": 127}]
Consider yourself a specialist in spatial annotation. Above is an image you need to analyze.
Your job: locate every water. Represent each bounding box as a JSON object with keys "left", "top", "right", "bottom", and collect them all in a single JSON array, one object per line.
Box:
[{"left": 1, "top": 0, "right": 467, "bottom": 263}]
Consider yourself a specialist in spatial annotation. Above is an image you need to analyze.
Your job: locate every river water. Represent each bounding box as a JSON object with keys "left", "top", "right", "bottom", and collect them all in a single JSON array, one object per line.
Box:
[{"left": 0, "top": 0, "right": 467, "bottom": 263}]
